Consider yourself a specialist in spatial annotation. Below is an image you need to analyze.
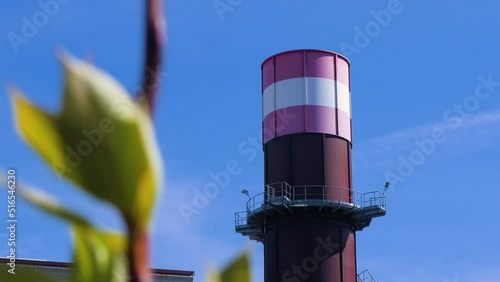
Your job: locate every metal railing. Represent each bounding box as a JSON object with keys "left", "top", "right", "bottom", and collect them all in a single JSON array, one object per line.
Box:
[
  {"left": 357, "top": 269, "right": 378, "bottom": 282},
  {"left": 362, "top": 191, "right": 386, "bottom": 208},
  {"left": 234, "top": 211, "right": 247, "bottom": 228},
  {"left": 290, "top": 184, "right": 358, "bottom": 205},
  {"left": 235, "top": 182, "right": 386, "bottom": 229}
]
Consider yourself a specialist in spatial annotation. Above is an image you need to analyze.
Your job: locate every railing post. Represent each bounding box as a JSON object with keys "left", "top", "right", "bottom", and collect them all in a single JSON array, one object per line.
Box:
[
  {"left": 337, "top": 186, "right": 340, "bottom": 202},
  {"left": 322, "top": 185, "right": 325, "bottom": 205}
]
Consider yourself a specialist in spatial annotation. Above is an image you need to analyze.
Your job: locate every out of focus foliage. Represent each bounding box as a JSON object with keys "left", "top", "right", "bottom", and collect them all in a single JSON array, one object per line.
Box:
[{"left": 1, "top": 56, "right": 251, "bottom": 281}]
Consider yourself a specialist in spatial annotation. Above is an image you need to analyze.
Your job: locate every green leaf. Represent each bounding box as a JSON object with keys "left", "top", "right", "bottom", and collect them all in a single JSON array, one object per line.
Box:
[
  {"left": 208, "top": 251, "right": 251, "bottom": 282},
  {"left": 72, "top": 226, "right": 127, "bottom": 282},
  {"left": 20, "top": 188, "right": 92, "bottom": 227},
  {"left": 10, "top": 55, "right": 163, "bottom": 229},
  {"left": 11, "top": 91, "right": 67, "bottom": 174},
  {"left": 20, "top": 188, "right": 127, "bottom": 282}
]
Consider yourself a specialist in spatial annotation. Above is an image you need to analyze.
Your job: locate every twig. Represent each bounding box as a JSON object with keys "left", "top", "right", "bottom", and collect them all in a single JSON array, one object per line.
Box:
[
  {"left": 140, "top": 0, "right": 166, "bottom": 115},
  {"left": 129, "top": 0, "right": 165, "bottom": 281}
]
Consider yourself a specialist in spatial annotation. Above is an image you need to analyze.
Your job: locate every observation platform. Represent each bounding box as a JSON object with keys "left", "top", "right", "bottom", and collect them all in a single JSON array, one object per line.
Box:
[{"left": 235, "top": 182, "right": 386, "bottom": 242}]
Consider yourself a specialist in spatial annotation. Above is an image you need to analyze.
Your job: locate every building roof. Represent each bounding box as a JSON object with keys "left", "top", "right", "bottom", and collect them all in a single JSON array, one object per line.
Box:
[{"left": 0, "top": 258, "right": 195, "bottom": 277}]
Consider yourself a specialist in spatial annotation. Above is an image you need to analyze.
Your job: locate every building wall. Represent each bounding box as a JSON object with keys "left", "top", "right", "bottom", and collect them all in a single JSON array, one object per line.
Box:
[{"left": 0, "top": 259, "right": 194, "bottom": 282}]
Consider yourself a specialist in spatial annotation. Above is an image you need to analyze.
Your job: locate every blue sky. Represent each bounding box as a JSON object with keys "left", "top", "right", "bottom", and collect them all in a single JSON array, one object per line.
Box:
[{"left": 1, "top": 0, "right": 500, "bottom": 281}]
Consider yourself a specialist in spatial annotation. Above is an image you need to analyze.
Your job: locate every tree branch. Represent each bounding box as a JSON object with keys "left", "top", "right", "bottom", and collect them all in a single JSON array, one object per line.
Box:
[
  {"left": 129, "top": 1, "right": 165, "bottom": 281},
  {"left": 140, "top": 0, "right": 166, "bottom": 115}
]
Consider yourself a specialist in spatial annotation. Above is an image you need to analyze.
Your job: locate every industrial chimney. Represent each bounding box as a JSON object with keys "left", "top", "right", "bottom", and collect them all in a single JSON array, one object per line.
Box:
[{"left": 235, "top": 49, "right": 386, "bottom": 282}]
